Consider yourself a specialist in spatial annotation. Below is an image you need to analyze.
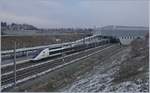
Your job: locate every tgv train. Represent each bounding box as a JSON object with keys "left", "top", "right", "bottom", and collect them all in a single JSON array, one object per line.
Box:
[{"left": 31, "top": 38, "right": 110, "bottom": 61}]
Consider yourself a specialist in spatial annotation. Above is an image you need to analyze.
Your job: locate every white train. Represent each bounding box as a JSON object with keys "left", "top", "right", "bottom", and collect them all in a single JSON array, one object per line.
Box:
[{"left": 31, "top": 38, "right": 110, "bottom": 61}]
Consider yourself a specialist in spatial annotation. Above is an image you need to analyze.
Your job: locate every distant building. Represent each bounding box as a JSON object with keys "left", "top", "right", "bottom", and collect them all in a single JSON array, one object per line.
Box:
[
  {"left": 1, "top": 22, "right": 93, "bottom": 36},
  {"left": 93, "top": 25, "right": 149, "bottom": 45}
]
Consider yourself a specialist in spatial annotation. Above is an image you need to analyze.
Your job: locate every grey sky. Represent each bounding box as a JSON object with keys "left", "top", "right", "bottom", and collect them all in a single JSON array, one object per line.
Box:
[{"left": 0, "top": 0, "right": 149, "bottom": 28}]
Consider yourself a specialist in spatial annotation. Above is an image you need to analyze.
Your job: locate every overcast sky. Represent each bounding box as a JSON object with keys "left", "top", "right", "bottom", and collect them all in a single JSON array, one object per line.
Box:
[{"left": 0, "top": 0, "right": 149, "bottom": 28}]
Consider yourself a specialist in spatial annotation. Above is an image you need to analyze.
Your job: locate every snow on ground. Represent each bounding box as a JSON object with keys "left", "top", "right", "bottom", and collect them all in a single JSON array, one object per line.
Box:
[{"left": 59, "top": 47, "right": 148, "bottom": 92}]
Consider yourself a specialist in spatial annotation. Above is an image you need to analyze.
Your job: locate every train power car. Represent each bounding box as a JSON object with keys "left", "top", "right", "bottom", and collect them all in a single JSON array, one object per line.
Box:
[{"left": 31, "top": 38, "right": 110, "bottom": 61}]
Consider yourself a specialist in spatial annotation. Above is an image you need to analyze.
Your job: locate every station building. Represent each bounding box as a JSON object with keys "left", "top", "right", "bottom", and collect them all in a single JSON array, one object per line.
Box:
[{"left": 93, "top": 25, "right": 149, "bottom": 45}]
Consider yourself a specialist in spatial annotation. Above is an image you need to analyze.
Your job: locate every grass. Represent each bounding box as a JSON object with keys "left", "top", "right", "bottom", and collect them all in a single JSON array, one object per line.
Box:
[
  {"left": 113, "top": 35, "right": 149, "bottom": 83},
  {"left": 2, "top": 33, "right": 90, "bottom": 50}
]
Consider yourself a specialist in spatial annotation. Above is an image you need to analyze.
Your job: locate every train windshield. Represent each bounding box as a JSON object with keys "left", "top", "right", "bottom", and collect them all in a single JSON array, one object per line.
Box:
[{"left": 32, "top": 48, "right": 45, "bottom": 58}]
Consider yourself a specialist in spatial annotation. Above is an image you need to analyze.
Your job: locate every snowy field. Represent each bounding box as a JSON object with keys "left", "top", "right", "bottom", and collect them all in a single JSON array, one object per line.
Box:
[{"left": 59, "top": 45, "right": 149, "bottom": 92}]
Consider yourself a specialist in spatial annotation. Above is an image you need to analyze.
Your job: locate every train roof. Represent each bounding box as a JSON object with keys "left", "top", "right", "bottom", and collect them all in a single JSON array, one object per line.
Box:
[{"left": 49, "top": 46, "right": 70, "bottom": 52}]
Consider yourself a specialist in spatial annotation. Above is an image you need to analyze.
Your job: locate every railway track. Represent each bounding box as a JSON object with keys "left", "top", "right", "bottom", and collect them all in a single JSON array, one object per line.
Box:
[
  {"left": 1, "top": 44, "right": 122, "bottom": 91},
  {"left": 2, "top": 44, "right": 110, "bottom": 77},
  {"left": 1, "top": 43, "right": 109, "bottom": 74},
  {"left": 1, "top": 41, "right": 105, "bottom": 73}
]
